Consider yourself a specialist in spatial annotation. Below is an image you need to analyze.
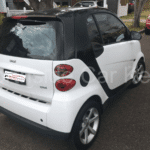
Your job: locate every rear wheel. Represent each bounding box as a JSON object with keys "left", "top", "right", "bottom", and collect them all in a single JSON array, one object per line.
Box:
[
  {"left": 130, "top": 60, "right": 145, "bottom": 87},
  {"left": 71, "top": 100, "right": 101, "bottom": 150}
]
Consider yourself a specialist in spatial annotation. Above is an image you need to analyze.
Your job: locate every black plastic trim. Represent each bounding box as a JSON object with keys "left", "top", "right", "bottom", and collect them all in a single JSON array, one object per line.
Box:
[
  {"left": 102, "top": 79, "right": 132, "bottom": 111},
  {"left": 0, "top": 106, "right": 70, "bottom": 140},
  {"left": 80, "top": 71, "right": 90, "bottom": 87},
  {"left": 75, "top": 10, "right": 132, "bottom": 97}
]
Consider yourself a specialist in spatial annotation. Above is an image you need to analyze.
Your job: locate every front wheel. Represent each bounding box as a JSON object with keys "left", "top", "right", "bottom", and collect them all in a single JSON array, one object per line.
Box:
[
  {"left": 130, "top": 60, "right": 145, "bottom": 87},
  {"left": 71, "top": 100, "right": 101, "bottom": 150}
]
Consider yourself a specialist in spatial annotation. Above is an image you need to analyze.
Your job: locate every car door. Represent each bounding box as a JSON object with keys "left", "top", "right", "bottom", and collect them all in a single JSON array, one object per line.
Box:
[{"left": 93, "top": 12, "right": 136, "bottom": 90}]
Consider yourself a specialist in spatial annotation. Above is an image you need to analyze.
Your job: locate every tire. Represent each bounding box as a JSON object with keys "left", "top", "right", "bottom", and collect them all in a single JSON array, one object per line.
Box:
[
  {"left": 70, "top": 100, "right": 101, "bottom": 150},
  {"left": 130, "top": 60, "right": 145, "bottom": 88}
]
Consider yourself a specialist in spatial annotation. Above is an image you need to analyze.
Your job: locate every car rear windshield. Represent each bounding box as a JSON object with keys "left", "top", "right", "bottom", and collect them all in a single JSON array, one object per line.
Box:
[{"left": 0, "top": 18, "right": 63, "bottom": 60}]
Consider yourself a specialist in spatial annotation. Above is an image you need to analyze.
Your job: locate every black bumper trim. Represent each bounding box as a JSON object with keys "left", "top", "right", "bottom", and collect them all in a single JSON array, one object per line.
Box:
[{"left": 0, "top": 106, "right": 70, "bottom": 140}]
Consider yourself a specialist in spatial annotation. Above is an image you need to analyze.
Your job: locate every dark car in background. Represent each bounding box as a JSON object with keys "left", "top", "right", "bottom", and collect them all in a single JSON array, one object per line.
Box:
[
  {"left": 145, "top": 14, "right": 150, "bottom": 34},
  {"left": 128, "top": 0, "right": 134, "bottom": 13}
]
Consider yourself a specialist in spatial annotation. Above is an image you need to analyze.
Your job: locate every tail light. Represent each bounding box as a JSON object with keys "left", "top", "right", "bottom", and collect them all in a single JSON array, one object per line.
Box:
[
  {"left": 55, "top": 79, "right": 76, "bottom": 91},
  {"left": 55, "top": 64, "right": 73, "bottom": 77},
  {"left": 11, "top": 16, "right": 28, "bottom": 19}
]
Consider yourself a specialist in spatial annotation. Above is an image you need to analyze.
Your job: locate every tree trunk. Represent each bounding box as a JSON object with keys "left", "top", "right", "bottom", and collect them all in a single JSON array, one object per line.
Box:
[
  {"left": 133, "top": 0, "right": 139, "bottom": 27},
  {"left": 133, "top": 0, "right": 148, "bottom": 27},
  {"left": 28, "top": 0, "right": 40, "bottom": 11},
  {"left": 45, "top": 0, "right": 53, "bottom": 9},
  {"left": 28, "top": 0, "right": 53, "bottom": 11}
]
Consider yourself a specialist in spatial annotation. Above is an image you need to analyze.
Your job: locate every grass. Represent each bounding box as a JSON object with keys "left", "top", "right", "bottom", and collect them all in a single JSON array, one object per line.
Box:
[
  {"left": 140, "top": 10, "right": 150, "bottom": 19},
  {"left": 0, "top": 14, "right": 5, "bottom": 25},
  {"left": 124, "top": 21, "right": 146, "bottom": 32},
  {"left": 120, "top": 0, "right": 150, "bottom": 20},
  {"left": 120, "top": 10, "right": 150, "bottom": 20},
  {"left": 120, "top": 1, "right": 150, "bottom": 32},
  {"left": 120, "top": 12, "right": 134, "bottom": 20}
]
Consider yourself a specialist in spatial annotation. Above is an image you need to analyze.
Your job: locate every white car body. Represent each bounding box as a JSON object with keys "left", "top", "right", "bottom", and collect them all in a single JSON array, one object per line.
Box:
[
  {"left": 0, "top": 7, "right": 145, "bottom": 139},
  {"left": 0, "top": 42, "right": 144, "bottom": 133}
]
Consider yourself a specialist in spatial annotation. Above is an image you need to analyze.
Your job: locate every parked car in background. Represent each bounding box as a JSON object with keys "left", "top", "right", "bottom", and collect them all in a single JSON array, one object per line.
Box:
[
  {"left": 0, "top": 7, "right": 145, "bottom": 150},
  {"left": 72, "top": 1, "right": 103, "bottom": 8},
  {"left": 145, "top": 14, "right": 150, "bottom": 34},
  {"left": 128, "top": 0, "right": 134, "bottom": 13}
]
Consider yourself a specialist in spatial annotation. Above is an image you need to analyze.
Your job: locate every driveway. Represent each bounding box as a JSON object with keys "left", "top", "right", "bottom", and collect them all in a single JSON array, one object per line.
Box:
[{"left": 0, "top": 33, "right": 150, "bottom": 150}]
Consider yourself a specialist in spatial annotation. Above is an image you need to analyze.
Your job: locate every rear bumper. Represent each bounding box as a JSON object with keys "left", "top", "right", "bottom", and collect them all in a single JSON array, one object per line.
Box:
[
  {"left": 0, "top": 106, "right": 70, "bottom": 140},
  {"left": 0, "top": 87, "right": 73, "bottom": 135}
]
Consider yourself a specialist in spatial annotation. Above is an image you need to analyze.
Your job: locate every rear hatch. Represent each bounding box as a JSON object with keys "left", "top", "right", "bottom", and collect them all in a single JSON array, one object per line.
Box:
[{"left": 0, "top": 17, "right": 63, "bottom": 103}]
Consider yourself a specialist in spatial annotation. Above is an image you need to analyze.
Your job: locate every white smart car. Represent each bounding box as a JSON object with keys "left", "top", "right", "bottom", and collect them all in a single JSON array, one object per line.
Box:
[{"left": 0, "top": 7, "right": 145, "bottom": 150}]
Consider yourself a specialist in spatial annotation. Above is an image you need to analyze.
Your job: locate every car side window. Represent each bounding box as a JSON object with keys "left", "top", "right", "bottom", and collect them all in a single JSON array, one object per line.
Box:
[
  {"left": 87, "top": 15, "right": 103, "bottom": 57},
  {"left": 94, "top": 13, "right": 127, "bottom": 45},
  {"left": 87, "top": 15, "right": 103, "bottom": 44}
]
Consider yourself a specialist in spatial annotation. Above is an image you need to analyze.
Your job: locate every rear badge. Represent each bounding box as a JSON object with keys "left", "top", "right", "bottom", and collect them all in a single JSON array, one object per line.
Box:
[
  {"left": 10, "top": 60, "right": 16, "bottom": 63},
  {"left": 4, "top": 71, "right": 26, "bottom": 83},
  {"left": 40, "top": 86, "right": 47, "bottom": 89}
]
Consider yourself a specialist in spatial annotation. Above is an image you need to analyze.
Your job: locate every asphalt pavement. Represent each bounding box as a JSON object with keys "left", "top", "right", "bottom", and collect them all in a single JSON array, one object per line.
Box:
[{"left": 0, "top": 33, "right": 150, "bottom": 150}]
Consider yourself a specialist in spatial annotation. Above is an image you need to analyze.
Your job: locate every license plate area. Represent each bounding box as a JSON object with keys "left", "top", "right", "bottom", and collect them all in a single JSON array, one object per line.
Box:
[{"left": 4, "top": 69, "right": 26, "bottom": 85}]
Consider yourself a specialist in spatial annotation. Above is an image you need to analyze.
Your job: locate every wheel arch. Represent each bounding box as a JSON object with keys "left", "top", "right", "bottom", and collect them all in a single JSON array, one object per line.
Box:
[
  {"left": 131, "top": 54, "right": 145, "bottom": 79},
  {"left": 69, "top": 95, "right": 103, "bottom": 136},
  {"left": 137, "top": 56, "right": 145, "bottom": 69},
  {"left": 78, "top": 95, "right": 103, "bottom": 115},
  {"left": 140, "top": 56, "right": 145, "bottom": 62}
]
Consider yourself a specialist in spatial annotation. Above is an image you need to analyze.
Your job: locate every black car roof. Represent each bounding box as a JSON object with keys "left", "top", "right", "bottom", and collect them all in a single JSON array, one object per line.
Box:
[{"left": 25, "top": 7, "right": 110, "bottom": 18}]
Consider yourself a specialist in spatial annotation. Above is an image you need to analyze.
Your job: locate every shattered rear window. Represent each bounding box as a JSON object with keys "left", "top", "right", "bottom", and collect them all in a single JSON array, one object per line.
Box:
[{"left": 0, "top": 19, "right": 63, "bottom": 60}]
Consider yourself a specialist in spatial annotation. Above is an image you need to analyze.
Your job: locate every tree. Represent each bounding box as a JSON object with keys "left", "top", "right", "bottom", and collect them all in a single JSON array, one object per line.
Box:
[
  {"left": 28, "top": 0, "right": 53, "bottom": 11},
  {"left": 133, "top": 0, "right": 148, "bottom": 27}
]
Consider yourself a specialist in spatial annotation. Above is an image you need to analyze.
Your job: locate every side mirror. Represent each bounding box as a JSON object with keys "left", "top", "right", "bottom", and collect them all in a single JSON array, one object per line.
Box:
[{"left": 130, "top": 31, "right": 142, "bottom": 40}]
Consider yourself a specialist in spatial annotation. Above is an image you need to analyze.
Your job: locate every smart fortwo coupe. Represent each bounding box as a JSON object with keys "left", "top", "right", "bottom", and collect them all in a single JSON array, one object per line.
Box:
[{"left": 0, "top": 7, "right": 145, "bottom": 150}]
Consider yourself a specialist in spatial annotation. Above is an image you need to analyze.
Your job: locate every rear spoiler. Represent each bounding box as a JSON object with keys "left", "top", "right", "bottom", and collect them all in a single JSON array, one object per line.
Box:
[
  {"left": 10, "top": 15, "right": 60, "bottom": 25},
  {"left": 0, "top": 15, "right": 61, "bottom": 24},
  {"left": 11, "top": 15, "right": 56, "bottom": 20},
  {"left": 0, "top": 15, "right": 60, "bottom": 28}
]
